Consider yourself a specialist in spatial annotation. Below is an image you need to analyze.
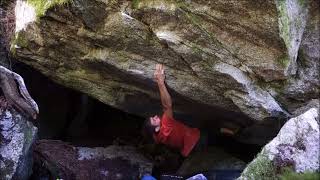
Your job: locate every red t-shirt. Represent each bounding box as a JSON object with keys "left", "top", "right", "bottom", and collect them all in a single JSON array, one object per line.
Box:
[{"left": 153, "top": 113, "right": 200, "bottom": 157}]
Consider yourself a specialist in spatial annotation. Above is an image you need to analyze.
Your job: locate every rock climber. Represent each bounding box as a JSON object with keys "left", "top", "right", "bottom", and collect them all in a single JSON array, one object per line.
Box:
[{"left": 143, "top": 64, "right": 236, "bottom": 157}]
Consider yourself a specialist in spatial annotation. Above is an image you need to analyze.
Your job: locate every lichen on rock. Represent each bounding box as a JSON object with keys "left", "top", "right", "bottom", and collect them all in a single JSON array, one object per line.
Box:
[
  {"left": 0, "top": 106, "right": 38, "bottom": 180},
  {"left": 238, "top": 103, "right": 320, "bottom": 179},
  {"left": 275, "top": 0, "right": 309, "bottom": 76},
  {"left": 10, "top": 0, "right": 320, "bottom": 144},
  {"left": 27, "top": 0, "right": 70, "bottom": 18}
]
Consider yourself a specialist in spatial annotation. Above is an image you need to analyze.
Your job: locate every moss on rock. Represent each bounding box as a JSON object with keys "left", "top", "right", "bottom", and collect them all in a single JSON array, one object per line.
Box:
[
  {"left": 27, "top": 0, "right": 70, "bottom": 18},
  {"left": 277, "top": 0, "right": 291, "bottom": 49},
  {"left": 10, "top": 31, "right": 28, "bottom": 55},
  {"left": 297, "top": 0, "right": 307, "bottom": 7},
  {"left": 279, "top": 168, "right": 320, "bottom": 180},
  {"left": 277, "top": 54, "right": 290, "bottom": 68},
  {"left": 14, "top": 32, "right": 28, "bottom": 48},
  {"left": 132, "top": 0, "right": 140, "bottom": 9},
  {"left": 241, "top": 151, "right": 278, "bottom": 180}
]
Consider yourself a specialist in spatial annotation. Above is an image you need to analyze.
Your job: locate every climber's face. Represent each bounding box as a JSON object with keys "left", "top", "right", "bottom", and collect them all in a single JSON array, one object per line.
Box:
[{"left": 150, "top": 115, "right": 161, "bottom": 132}]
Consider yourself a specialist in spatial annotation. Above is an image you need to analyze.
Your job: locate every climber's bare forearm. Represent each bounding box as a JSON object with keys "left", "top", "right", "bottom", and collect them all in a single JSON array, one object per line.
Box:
[
  {"left": 154, "top": 64, "right": 173, "bottom": 117},
  {"left": 157, "top": 81, "right": 173, "bottom": 117}
]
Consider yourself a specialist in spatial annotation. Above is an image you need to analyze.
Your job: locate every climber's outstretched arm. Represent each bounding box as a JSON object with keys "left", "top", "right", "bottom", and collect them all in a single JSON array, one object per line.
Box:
[{"left": 154, "top": 64, "right": 173, "bottom": 118}]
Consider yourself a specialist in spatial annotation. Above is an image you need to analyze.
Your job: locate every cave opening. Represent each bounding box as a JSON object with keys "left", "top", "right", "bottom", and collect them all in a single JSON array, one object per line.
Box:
[
  {"left": 13, "top": 62, "right": 145, "bottom": 145},
  {"left": 12, "top": 62, "right": 263, "bottom": 179}
]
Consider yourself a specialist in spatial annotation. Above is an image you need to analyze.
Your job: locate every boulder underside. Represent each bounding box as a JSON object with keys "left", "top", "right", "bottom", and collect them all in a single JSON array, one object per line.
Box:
[{"left": 12, "top": 0, "right": 319, "bottom": 143}]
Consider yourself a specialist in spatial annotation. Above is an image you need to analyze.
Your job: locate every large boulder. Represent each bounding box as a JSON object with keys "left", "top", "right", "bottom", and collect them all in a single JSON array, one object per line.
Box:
[
  {"left": 0, "top": 99, "right": 38, "bottom": 180},
  {"left": 33, "top": 140, "right": 153, "bottom": 180},
  {"left": 270, "top": 0, "right": 320, "bottom": 112},
  {"left": 10, "top": 0, "right": 319, "bottom": 143},
  {"left": 238, "top": 100, "right": 319, "bottom": 179}
]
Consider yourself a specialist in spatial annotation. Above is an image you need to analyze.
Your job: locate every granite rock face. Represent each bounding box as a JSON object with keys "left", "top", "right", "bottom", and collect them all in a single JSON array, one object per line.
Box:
[
  {"left": 11, "top": 0, "right": 319, "bottom": 143},
  {"left": 238, "top": 101, "right": 319, "bottom": 179},
  {"left": 0, "top": 103, "right": 37, "bottom": 180}
]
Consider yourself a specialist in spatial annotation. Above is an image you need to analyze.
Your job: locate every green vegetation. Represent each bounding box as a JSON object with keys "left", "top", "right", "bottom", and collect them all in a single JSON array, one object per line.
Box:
[
  {"left": 14, "top": 32, "right": 28, "bottom": 48},
  {"left": 242, "top": 151, "right": 278, "bottom": 180},
  {"left": 241, "top": 150, "right": 319, "bottom": 180},
  {"left": 277, "top": 0, "right": 290, "bottom": 48},
  {"left": 279, "top": 168, "right": 320, "bottom": 180},
  {"left": 27, "top": 0, "right": 70, "bottom": 18},
  {"left": 132, "top": 0, "right": 140, "bottom": 9},
  {"left": 10, "top": 31, "right": 28, "bottom": 55},
  {"left": 277, "top": 54, "right": 290, "bottom": 68},
  {"left": 298, "top": 0, "right": 306, "bottom": 7},
  {"left": 10, "top": 0, "right": 71, "bottom": 54}
]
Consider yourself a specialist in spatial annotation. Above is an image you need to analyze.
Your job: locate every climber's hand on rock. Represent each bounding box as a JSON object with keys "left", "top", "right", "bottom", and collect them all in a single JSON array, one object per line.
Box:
[
  {"left": 154, "top": 64, "right": 165, "bottom": 83},
  {"left": 220, "top": 127, "right": 237, "bottom": 136}
]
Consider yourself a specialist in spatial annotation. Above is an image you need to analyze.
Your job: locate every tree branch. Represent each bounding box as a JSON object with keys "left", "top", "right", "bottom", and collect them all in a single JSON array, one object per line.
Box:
[{"left": 0, "top": 65, "right": 39, "bottom": 119}]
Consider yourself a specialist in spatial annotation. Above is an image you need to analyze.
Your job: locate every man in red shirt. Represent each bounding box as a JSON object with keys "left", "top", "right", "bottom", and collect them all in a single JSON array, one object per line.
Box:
[{"left": 144, "top": 64, "right": 236, "bottom": 157}]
